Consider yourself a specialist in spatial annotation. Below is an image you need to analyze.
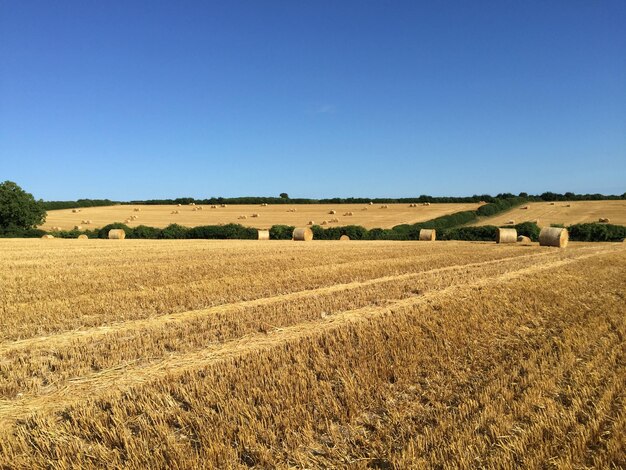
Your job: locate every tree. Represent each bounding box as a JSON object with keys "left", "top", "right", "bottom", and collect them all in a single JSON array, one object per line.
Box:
[
  {"left": 279, "top": 192, "right": 289, "bottom": 199},
  {"left": 0, "top": 181, "right": 46, "bottom": 230}
]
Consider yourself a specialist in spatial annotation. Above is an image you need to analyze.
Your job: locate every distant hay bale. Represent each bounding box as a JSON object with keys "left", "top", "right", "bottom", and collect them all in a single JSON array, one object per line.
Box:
[
  {"left": 134, "top": 208, "right": 141, "bottom": 212},
  {"left": 339, "top": 235, "right": 350, "bottom": 241},
  {"left": 220, "top": 204, "right": 227, "bottom": 208},
  {"left": 108, "top": 229, "right": 126, "bottom": 240},
  {"left": 71, "top": 209, "right": 81, "bottom": 213},
  {"left": 307, "top": 220, "right": 315, "bottom": 225},
  {"left": 409, "top": 203, "right": 417, "bottom": 207},
  {"left": 343, "top": 212, "right": 353, "bottom": 216},
  {"left": 496, "top": 227, "right": 517, "bottom": 244},
  {"left": 564, "top": 204, "right": 571, "bottom": 207},
  {"left": 293, "top": 227, "right": 313, "bottom": 241},
  {"left": 238, "top": 215, "right": 247, "bottom": 220},
  {"left": 124, "top": 219, "right": 131, "bottom": 223},
  {"left": 257, "top": 229, "right": 270, "bottom": 240},
  {"left": 520, "top": 206, "right": 529, "bottom": 210},
  {"left": 599, "top": 217, "right": 610, "bottom": 223},
  {"left": 190, "top": 203, "right": 195, "bottom": 206},
  {"left": 331, "top": 218, "right": 339, "bottom": 223},
  {"left": 287, "top": 208, "right": 297, "bottom": 212},
  {"left": 41, "top": 234, "right": 54, "bottom": 239},
  {"left": 321, "top": 220, "right": 328, "bottom": 225},
  {"left": 362, "top": 207, "right": 368, "bottom": 211},
  {"left": 177, "top": 204, "right": 182, "bottom": 207},
  {"left": 261, "top": 203, "right": 268, "bottom": 206},
  {"left": 419, "top": 229, "right": 436, "bottom": 241},
  {"left": 77, "top": 234, "right": 88, "bottom": 240},
  {"left": 211, "top": 205, "right": 217, "bottom": 209},
  {"left": 517, "top": 235, "right": 531, "bottom": 244},
  {"left": 380, "top": 205, "right": 388, "bottom": 209},
  {"left": 329, "top": 210, "right": 336, "bottom": 214},
  {"left": 549, "top": 202, "right": 555, "bottom": 205},
  {"left": 423, "top": 202, "right": 431, "bottom": 206},
  {"left": 369, "top": 202, "right": 374, "bottom": 205},
  {"left": 74, "top": 225, "right": 82, "bottom": 231},
  {"left": 251, "top": 213, "right": 259, "bottom": 218},
  {"left": 171, "top": 210, "right": 179, "bottom": 214},
  {"left": 539, "top": 227, "right": 568, "bottom": 248},
  {"left": 506, "top": 220, "right": 515, "bottom": 225}
]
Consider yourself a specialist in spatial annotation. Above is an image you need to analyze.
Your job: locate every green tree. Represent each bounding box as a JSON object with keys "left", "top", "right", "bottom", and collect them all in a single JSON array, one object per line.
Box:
[
  {"left": 0, "top": 181, "right": 46, "bottom": 230},
  {"left": 279, "top": 192, "right": 289, "bottom": 199}
]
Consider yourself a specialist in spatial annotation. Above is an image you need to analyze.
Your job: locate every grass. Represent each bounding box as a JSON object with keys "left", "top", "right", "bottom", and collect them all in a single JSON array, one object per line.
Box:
[
  {"left": 0, "top": 239, "right": 624, "bottom": 468},
  {"left": 39, "top": 202, "right": 484, "bottom": 230}
]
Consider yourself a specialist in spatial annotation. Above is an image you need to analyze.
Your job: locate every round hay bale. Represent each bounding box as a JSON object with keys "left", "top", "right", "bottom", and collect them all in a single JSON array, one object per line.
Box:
[
  {"left": 41, "top": 234, "right": 54, "bottom": 239},
  {"left": 74, "top": 225, "right": 82, "bottom": 231},
  {"left": 549, "top": 202, "right": 555, "bottom": 205},
  {"left": 380, "top": 205, "right": 388, "bottom": 209},
  {"left": 257, "top": 229, "right": 270, "bottom": 240},
  {"left": 496, "top": 227, "right": 517, "bottom": 244},
  {"left": 539, "top": 227, "right": 568, "bottom": 248},
  {"left": 321, "top": 220, "right": 328, "bottom": 225},
  {"left": 77, "top": 234, "right": 88, "bottom": 240},
  {"left": 251, "top": 213, "right": 259, "bottom": 218},
  {"left": 293, "top": 227, "right": 313, "bottom": 241},
  {"left": 599, "top": 217, "right": 610, "bottom": 223},
  {"left": 238, "top": 215, "right": 247, "bottom": 220},
  {"left": 343, "top": 212, "right": 353, "bottom": 216},
  {"left": 339, "top": 235, "right": 350, "bottom": 241},
  {"left": 211, "top": 205, "right": 217, "bottom": 209},
  {"left": 517, "top": 235, "right": 532, "bottom": 244},
  {"left": 108, "top": 229, "right": 126, "bottom": 240},
  {"left": 521, "top": 206, "right": 529, "bottom": 210},
  {"left": 369, "top": 202, "right": 374, "bottom": 205},
  {"left": 177, "top": 204, "right": 182, "bottom": 207},
  {"left": 71, "top": 209, "right": 81, "bottom": 213},
  {"left": 419, "top": 229, "right": 436, "bottom": 241},
  {"left": 307, "top": 220, "right": 314, "bottom": 225},
  {"left": 506, "top": 220, "right": 515, "bottom": 225},
  {"left": 134, "top": 208, "right": 141, "bottom": 212},
  {"left": 329, "top": 210, "right": 336, "bottom": 214},
  {"left": 261, "top": 203, "right": 268, "bottom": 207},
  {"left": 221, "top": 204, "right": 227, "bottom": 208}
]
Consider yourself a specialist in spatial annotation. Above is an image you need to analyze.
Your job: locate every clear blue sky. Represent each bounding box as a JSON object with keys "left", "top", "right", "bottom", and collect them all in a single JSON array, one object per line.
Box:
[{"left": 1, "top": 1, "right": 625, "bottom": 200}]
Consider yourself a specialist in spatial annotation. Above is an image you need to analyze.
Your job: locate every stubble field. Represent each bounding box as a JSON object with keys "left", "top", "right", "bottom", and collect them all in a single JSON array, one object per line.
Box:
[
  {"left": 40, "top": 202, "right": 484, "bottom": 230},
  {"left": 0, "top": 238, "right": 624, "bottom": 468}
]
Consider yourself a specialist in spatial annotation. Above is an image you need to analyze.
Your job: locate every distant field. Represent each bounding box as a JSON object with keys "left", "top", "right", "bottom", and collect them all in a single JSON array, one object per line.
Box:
[
  {"left": 41, "top": 202, "right": 484, "bottom": 230},
  {"left": 0, "top": 239, "right": 624, "bottom": 467},
  {"left": 474, "top": 200, "right": 626, "bottom": 227}
]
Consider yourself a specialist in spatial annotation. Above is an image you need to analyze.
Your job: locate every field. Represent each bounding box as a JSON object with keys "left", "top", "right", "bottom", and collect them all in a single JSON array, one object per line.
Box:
[
  {"left": 1, "top": 238, "right": 624, "bottom": 468},
  {"left": 40, "top": 202, "right": 484, "bottom": 230},
  {"left": 475, "top": 200, "right": 626, "bottom": 227}
]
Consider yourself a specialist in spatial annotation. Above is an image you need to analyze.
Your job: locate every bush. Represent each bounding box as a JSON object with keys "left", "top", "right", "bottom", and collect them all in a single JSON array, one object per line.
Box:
[
  {"left": 131, "top": 225, "right": 162, "bottom": 239},
  {"left": 0, "top": 227, "right": 47, "bottom": 238},
  {"left": 440, "top": 226, "right": 498, "bottom": 241},
  {"left": 514, "top": 222, "right": 540, "bottom": 241},
  {"left": 0, "top": 181, "right": 47, "bottom": 230},
  {"left": 568, "top": 223, "right": 626, "bottom": 242},
  {"left": 270, "top": 225, "right": 295, "bottom": 240},
  {"left": 476, "top": 197, "right": 525, "bottom": 217}
]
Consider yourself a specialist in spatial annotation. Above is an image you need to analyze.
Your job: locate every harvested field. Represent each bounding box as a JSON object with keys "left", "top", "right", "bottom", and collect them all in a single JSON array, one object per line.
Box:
[
  {"left": 475, "top": 200, "right": 626, "bottom": 227},
  {"left": 0, "top": 239, "right": 625, "bottom": 468},
  {"left": 40, "top": 203, "right": 484, "bottom": 230}
]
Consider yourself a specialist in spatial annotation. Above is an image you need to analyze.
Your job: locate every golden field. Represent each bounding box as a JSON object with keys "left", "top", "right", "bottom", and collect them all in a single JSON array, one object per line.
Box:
[
  {"left": 475, "top": 200, "right": 626, "bottom": 227},
  {"left": 0, "top": 238, "right": 625, "bottom": 468},
  {"left": 40, "top": 202, "right": 483, "bottom": 230}
]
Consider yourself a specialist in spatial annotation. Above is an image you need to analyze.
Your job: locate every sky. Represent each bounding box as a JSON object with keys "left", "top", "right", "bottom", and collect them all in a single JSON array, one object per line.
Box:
[{"left": 1, "top": 1, "right": 625, "bottom": 201}]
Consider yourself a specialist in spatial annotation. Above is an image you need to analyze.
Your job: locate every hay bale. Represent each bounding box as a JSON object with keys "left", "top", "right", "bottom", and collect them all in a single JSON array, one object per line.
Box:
[
  {"left": 343, "top": 212, "right": 353, "bottom": 216},
  {"left": 220, "top": 204, "right": 227, "bottom": 208},
  {"left": 211, "top": 205, "right": 217, "bottom": 209},
  {"left": 261, "top": 203, "right": 268, "bottom": 207},
  {"left": 77, "top": 234, "right": 88, "bottom": 240},
  {"left": 369, "top": 202, "right": 374, "bottom": 205},
  {"left": 423, "top": 202, "right": 431, "bottom": 206},
  {"left": 108, "top": 229, "right": 126, "bottom": 240},
  {"left": 238, "top": 215, "right": 247, "bottom": 220},
  {"left": 171, "top": 210, "right": 179, "bottom": 214},
  {"left": 539, "top": 227, "right": 568, "bottom": 248},
  {"left": 496, "top": 227, "right": 517, "bottom": 244},
  {"left": 339, "top": 235, "right": 350, "bottom": 241},
  {"left": 419, "top": 229, "right": 436, "bottom": 241},
  {"left": 74, "top": 225, "right": 82, "bottom": 230},
  {"left": 190, "top": 203, "right": 195, "bottom": 206},
  {"left": 71, "top": 209, "right": 81, "bottom": 213},
  {"left": 506, "top": 220, "right": 515, "bottom": 225},
  {"left": 549, "top": 202, "right": 555, "bottom": 205},
  {"left": 177, "top": 204, "right": 182, "bottom": 207},
  {"left": 257, "top": 229, "right": 270, "bottom": 240},
  {"left": 134, "top": 208, "right": 141, "bottom": 212},
  {"left": 517, "top": 235, "right": 532, "bottom": 244},
  {"left": 329, "top": 210, "right": 336, "bottom": 215},
  {"left": 293, "top": 227, "right": 313, "bottom": 241},
  {"left": 124, "top": 219, "right": 131, "bottom": 223},
  {"left": 380, "top": 205, "right": 388, "bottom": 209},
  {"left": 599, "top": 218, "right": 610, "bottom": 223},
  {"left": 307, "top": 220, "right": 315, "bottom": 225},
  {"left": 251, "top": 213, "right": 259, "bottom": 218},
  {"left": 520, "top": 206, "right": 529, "bottom": 210},
  {"left": 41, "top": 234, "right": 54, "bottom": 239},
  {"left": 564, "top": 204, "right": 571, "bottom": 207},
  {"left": 321, "top": 220, "right": 328, "bottom": 225}
]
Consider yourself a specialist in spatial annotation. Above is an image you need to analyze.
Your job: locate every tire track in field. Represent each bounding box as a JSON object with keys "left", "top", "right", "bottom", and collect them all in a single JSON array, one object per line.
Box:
[
  {"left": 0, "top": 249, "right": 578, "bottom": 355},
  {"left": 0, "top": 247, "right": 619, "bottom": 427}
]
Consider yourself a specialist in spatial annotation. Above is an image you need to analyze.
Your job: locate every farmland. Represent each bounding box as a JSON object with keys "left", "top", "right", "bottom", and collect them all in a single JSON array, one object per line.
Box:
[
  {"left": 1, "top": 238, "right": 624, "bottom": 468},
  {"left": 40, "top": 202, "right": 484, "bottom": 230},
  {"left": 475, "top": 200, "right": 626, "bottom": 227}
]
